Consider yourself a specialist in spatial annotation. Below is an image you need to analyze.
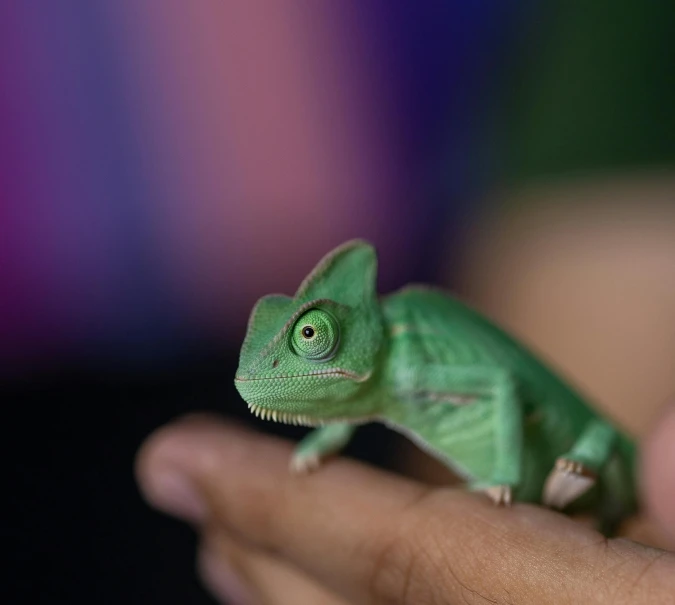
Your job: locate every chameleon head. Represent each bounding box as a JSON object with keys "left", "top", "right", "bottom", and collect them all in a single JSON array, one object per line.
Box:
[{"left": 234, "top": 240, "right": 384, "bottom": 426}]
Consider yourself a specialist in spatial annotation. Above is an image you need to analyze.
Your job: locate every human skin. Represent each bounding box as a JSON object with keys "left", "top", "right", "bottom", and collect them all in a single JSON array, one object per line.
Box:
[
  {"left": 454, "top": 179, "right": 675, "bottom": 437},
  {"left": 136, "top": 407, "right": 675, "bottom": 605}
]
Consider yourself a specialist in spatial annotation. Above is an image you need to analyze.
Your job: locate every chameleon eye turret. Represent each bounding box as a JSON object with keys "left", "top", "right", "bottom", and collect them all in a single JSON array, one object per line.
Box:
[{"left": 291, "top": 309, "right": 340, "bottom": 361}]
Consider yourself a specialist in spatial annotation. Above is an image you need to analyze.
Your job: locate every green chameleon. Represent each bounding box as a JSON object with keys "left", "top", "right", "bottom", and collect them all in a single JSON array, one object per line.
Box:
[{"left": 234, "top": 240, "right": 636, "bottom": 531}]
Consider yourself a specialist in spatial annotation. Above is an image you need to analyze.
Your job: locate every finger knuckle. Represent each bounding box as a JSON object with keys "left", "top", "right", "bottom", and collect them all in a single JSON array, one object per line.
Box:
[
  {"left": 366, "top": 524, "right": 426, "bottom": 604},
  {"left": 364, "top": 488, "right": 450, "bottom": 604},
  {"left": 365, "top": 489, "right": 513, "bottom": 605}
]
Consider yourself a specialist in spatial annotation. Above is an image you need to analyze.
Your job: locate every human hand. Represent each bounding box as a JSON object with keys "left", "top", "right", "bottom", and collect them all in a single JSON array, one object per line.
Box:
[{"left": 136, "top": 410, "right": 675, "bottom": 605}]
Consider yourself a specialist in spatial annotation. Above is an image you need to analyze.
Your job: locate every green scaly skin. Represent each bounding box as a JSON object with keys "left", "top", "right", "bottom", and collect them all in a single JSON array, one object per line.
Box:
[{"left": 235, "top": 240, "right": 637, "bottom": 532}]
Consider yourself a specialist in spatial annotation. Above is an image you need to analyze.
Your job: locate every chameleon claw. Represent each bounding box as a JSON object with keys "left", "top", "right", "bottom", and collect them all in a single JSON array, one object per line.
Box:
[
  {"left": 543, "top": 457, "right": 597, "bottom": 509},
  {"left": 289, "top": 452, "right": 322, "bottom": 475},
  {"left": 484, "top": 485, "right": 512, "bottom": 506}
]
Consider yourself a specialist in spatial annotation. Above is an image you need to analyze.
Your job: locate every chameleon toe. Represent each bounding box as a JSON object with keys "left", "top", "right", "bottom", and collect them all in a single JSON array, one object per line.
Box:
[
  {"left": 289, "top": 453, "right": 322, "bottom": 475},
  {"left": 484, "top": 485, "right": 513, "bottom": 506},
  {"left": 543, "top": 458, "right": 597, "bottom": 509}
]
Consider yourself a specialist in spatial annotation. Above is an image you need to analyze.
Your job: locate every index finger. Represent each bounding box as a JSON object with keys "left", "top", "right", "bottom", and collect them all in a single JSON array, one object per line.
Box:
[{"left": 137, "top": 417, "right": 675, "bottom": 605}]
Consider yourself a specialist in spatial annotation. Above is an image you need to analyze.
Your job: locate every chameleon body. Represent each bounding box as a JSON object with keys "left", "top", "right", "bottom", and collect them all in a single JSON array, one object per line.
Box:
[{"left": 235, "top": 240, "right": 637, "bottom": 530}]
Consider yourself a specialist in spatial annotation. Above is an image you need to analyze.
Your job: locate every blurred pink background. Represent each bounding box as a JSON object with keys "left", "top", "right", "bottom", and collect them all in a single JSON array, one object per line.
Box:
[
  {"left": 1, "top": 1, "right": 673, "bottom": 382},
  {"left": 1, "top": 2, "right": 513, "bottom": 370}
]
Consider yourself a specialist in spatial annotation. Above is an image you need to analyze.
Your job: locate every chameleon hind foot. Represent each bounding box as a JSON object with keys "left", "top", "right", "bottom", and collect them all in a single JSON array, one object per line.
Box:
[{"left": 543, "top": 458, "right": 597, "bottom": 509}]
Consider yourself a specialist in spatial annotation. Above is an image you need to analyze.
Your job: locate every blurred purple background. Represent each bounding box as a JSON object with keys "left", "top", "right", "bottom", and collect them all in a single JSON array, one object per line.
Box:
[
  {"left": 4, "top": 2, "right": 673, "bottom": 374},
  {"left": 0, "top": 2, "right": 521, "bottom": 371}
]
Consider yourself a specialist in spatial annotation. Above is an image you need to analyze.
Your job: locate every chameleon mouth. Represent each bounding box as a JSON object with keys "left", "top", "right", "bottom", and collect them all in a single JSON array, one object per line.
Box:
[
  {"left": 246, "top": 402, "right": 377, "bottom": 427},
  {"left": 238, "top": 369, "right": 373, "bottom": 427},
  {"left": 247, "top": 402, "right": 323, "bottom": 427},
  {"left": 235, "top": 368, "right": 371, "bottom": 382}
]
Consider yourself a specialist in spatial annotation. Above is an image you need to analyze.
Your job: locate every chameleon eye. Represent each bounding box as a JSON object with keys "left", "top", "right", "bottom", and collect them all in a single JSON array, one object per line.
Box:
[{"left": 291, "top": 309, "right": 339, "bottom": 361}]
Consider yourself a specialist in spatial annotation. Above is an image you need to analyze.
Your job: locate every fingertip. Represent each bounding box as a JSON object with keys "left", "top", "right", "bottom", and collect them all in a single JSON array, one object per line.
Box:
[
  {"left": 135, "top": 413, "right": 223, "bottom": 487},
  {"left": 135, "top": 413, "right": 251, "bottom": 475},
  {"left": 641, "top": 400, "right": 675, "bottom": 543},
  {"left": 134, "top": 414, "right": 252, "bottom": 523}
]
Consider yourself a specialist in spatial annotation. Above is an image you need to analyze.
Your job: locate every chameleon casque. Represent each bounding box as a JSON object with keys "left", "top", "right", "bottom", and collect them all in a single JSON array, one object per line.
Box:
[{"left": 235, "top": 240, "right": 636, "bottom": 531}]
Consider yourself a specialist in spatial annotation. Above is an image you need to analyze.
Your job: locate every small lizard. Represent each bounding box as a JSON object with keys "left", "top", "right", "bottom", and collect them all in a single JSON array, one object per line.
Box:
[{"left": 235, "top": 240, "right": 636, "bottom": 532}]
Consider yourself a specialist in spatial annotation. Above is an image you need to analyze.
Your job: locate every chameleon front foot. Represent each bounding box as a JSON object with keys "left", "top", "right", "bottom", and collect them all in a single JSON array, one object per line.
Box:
[
  {"left": 543, "top": 457, "right": 597, "bottom": 509},
  {"left": 288, "top": 424, "right": 357, "bottom": 476},
  {"left": 289, "top": 452, "right": 322, "bottom": 475}
]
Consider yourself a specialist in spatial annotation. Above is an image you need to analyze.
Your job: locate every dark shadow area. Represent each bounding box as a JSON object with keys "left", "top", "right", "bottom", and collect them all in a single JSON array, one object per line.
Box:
[{"left": 5, "top": 350, "right": 395, "bottom": 604}]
